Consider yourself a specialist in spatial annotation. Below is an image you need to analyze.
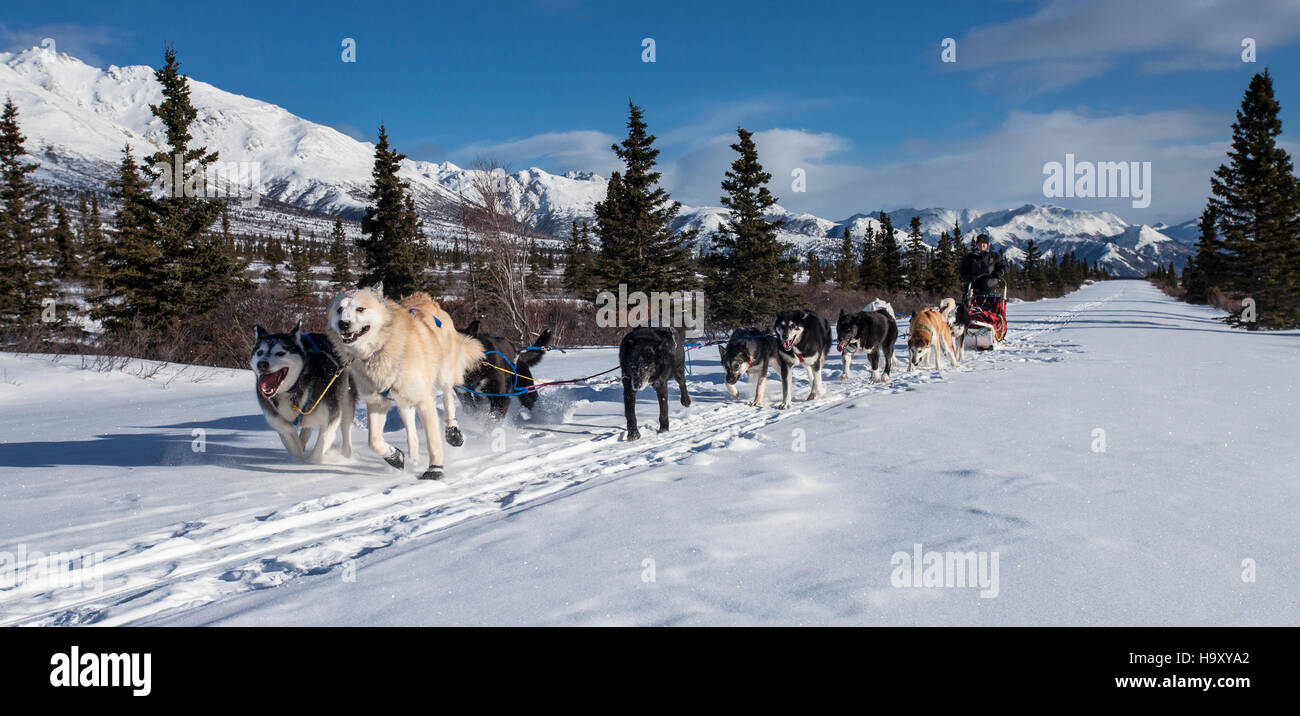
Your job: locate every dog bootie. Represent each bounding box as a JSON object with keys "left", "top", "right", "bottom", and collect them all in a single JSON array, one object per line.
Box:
[
  {"left": 420, "top": 465, "right": 444, "bottom": 480},
  {"left": 445, "top": 425, "right": 464, "bottom": 447},
  {"left": 384, "top": 446, "right": 405, "bottom": 470}
]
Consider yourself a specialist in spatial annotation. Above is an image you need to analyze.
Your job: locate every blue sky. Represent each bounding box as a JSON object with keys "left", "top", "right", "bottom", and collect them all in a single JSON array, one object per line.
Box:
[{"left": 5, "top": 0, "right": 1300, "bottom": 222}]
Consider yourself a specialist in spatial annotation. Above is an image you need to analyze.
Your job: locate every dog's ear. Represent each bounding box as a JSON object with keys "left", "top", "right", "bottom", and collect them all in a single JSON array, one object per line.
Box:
[
  {"left": 292, "top": 320, "right": 303, "bottom": 336},
  {"left": 371, "top": 281, "right": 384, "bottom": 297},
  {"left": 717, "top": 344, "right": 725, "bottom": 361},
  {"left": 254, "top": 325, "right": 267, "bottom": 341}
]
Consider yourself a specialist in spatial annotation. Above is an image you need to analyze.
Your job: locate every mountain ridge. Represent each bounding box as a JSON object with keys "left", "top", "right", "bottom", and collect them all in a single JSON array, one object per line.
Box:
[{"left": 2, "top": 46, "right": 1193, "bottom": 277}]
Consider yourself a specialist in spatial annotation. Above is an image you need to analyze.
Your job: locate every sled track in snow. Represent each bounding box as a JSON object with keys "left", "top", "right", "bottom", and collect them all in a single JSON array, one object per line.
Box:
[{"left": 0, "top": 294, "right": 1107, "bottom": 626}]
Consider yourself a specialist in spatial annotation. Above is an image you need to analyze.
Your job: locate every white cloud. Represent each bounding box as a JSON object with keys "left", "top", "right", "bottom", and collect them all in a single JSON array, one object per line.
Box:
[
  {"left": 451, "top": 130, "right": 621, "bottom": 175},
  {"left": 0, "top": 23, "right": 126, "bottom": 67},
  {"left": 953, "top": 0, "right": 1300, "bottom": 92},
  {"left": 660, "top": 110, "right": 1237, "bottom": 223},
  {"left": 457, "top": 108, "right": 1251, "bottom": 224}
]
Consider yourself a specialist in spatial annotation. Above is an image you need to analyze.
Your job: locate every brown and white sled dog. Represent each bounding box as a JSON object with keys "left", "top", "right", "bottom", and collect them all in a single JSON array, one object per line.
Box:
[
  {"left": 907, "top": 305, "right": 959, "bottom": 371},
  {"left": 328, "top": 283, "right": 485, "bottom": 480}
]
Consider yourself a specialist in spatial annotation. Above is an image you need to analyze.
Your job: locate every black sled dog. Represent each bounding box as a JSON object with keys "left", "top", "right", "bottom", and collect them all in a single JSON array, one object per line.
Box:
[
  {"left": 834, "top": 302, "right": 898, "bottom": 383},
  {"left": 457, "top": 320, "right": 552, "bottom": 419},
  {"left": 771, "top": 309, "right": 832, "bottom": 409},
  {"left": 619, "top": 327, "right": 691, "bottom": 441},
  {"left": 718, "top": 328, "right": 781, "bottom": 406}
]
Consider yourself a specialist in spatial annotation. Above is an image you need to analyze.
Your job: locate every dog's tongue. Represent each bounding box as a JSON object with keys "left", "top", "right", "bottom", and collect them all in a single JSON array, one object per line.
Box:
[{"left": 258, "top": 369, "right": 285, "bottom": 396}]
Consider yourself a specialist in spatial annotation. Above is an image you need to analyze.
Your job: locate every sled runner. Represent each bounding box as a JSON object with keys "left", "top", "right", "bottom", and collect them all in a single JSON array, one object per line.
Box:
[{"left": 963, "top": 277, "right": 1008, "bottom": 351}]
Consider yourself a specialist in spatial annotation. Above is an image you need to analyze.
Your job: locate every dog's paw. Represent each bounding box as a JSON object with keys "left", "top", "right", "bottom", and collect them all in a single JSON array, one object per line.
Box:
[
  {"left": 680, "top": 395, "right": 691, "bottom": 407},
  {"left": 657, "top": 425, "right": 670, "bottom": 434},
  {"left": 383, "top": 447, "right": 405, "bottom": 470},
  {"left": 445, "top": 425, "right": 464, "bottom": 447},
  {"left": 747, "top": 399, "right": 763, "bottom": 407},
  {"left": 778, "top": 401, "right": 791, "bottom": 410},
  {"left": 626, "top": 428, "right": 641, "bottom": 442},
  {"left": 839, "top": 373, "right": 849, "bottom": 381},
  {"left": 419, "top": 465, "right": 444, "bottom": 480}
]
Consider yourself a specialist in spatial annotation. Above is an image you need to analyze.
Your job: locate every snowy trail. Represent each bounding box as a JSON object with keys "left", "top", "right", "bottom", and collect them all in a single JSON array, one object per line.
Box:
[
  {"left": 0, "top": 292, "right": 1097, "bottom": 625},
  {"left": 4, "top": 281, "right": 1293, "bottom": 626}
]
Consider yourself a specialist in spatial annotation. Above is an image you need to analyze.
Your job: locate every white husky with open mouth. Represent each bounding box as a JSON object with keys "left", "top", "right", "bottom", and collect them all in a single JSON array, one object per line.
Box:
[{"left": 328, "top": 283, "right": 485, "bottom": 480}]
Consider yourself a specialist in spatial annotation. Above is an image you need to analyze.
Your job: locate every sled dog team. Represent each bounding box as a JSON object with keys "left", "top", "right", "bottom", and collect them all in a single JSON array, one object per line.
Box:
[{"left": 251, "top": 284, "right": 966, "bottom": 480}]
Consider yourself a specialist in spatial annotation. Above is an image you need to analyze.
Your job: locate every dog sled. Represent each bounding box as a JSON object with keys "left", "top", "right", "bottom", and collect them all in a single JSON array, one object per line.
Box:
[{"left": 962, "top": 277, "right": 1008, "bottom": 351}]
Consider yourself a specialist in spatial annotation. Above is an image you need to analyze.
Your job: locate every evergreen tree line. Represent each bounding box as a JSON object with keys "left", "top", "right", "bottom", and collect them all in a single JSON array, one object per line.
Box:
[
  {"left": 1180, "top": 69, "right": 1300, "bottom": 328},
  {"left": 808, "top": 221, "right": 1106, "bottom": 298},
  {"left": 0, "top": 46, "right": 250, "bottom": 339},
  {"left": 556, "top": 101, "right": 1107, "bottom": 331}
]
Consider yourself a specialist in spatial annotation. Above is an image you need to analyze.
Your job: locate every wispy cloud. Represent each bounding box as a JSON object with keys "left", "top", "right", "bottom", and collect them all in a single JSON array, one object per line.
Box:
[
  {"left": 0, "top": 22, "right": 128, "bottom": 66},
  {"left": 950, "top": 0, "right": 1300, "bottom": 93},
  {"left": 451, "top": 130, "right": 621, "bottom": 174},
  {"left": 451, "top": 106, "right": 1238, "bottom": 223},
  {"left": 656, "top": 109, "right": 1237, "bottom": 223}
]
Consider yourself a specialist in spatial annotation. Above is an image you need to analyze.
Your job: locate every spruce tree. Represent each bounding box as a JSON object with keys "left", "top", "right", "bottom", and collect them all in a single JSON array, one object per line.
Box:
[
  {"left": 80, "top": 194, "right": 107, "bottom": 291},
  {"left": 328, "top": 218, "right": 353, "bottom": 289},
  {"left": 358, "top": 124, "right": 424, "bottom": 298},
  {"left": 143, "top": 44, "right": 244, "bottom": 325},
  {"left": 592, "top": 101, "right": 694, "bottom": 297},
  {"left": 561, "top": 218, "right": 586, "bottom": 296},
  {"left": 904, "top": 216, "right": 929, "bottom": 292},
  {"left": 287, "top": 227, "right": 314, "bottom": 305},
  {"left": 877, "top": 212, "right": 904, "bottom": 292},
  {"left": 807, "top": 251, "right": 824, "bottom": 287},
  {"left": 702, "top": 127, "right": 793, "bottom": 327},
  {"left": 1022, "top": 239, "right": 1043, "bottom": 291},
  {"left": 0, "top": 97, "right": 54, "bottom": 332},
  {"left": 834, "top": 226, "right": 855, "bottom": 287},
  {"left": 858, "top": 224, "right": 880, "bottom": 290},
  {"left": 1209, "top": 69, "right": 1300, "bottom": 327},
  {"left": 91, "top": 146, "right": 160, "bottom": 330},
  {"left": 264, "top": 236, "right": 285, "bottom": 283},
  {"left": 51, "top": 203, "right": 78, "bottom": 280},
  {"left": 931, "top": 231, "right": 959, "bottom": 293},
  {"left": 1182, "top": 205, "right": 1224, "bottom": 304}
]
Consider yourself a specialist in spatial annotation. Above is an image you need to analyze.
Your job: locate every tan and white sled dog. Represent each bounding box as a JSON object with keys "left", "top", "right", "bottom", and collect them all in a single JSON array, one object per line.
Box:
[
  {"left": 907, "top": 305, "right": 959, "bottom": 371},
  {"left": 328, "top": 283, "right": 485, "bottom": 480}
]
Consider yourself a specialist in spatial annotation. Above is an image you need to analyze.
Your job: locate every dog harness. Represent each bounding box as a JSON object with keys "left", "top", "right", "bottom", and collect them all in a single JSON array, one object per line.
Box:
[{"left": 290, "top": 333, "right": 351, "bottom": 426}]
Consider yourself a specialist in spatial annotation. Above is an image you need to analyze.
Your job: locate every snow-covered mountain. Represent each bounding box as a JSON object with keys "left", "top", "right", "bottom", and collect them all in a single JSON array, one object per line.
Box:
[
  {"left": 1151, "top": 218, "right": 1202, "bottom": 246},
  {"left": 2, "top": 46, "right": 1192, "bottom": 276}
]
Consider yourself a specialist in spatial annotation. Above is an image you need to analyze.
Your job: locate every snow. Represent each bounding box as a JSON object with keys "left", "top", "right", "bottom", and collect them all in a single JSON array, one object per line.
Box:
[{"left": 1, "top": 281, "right": 1295, "bottom": 625}]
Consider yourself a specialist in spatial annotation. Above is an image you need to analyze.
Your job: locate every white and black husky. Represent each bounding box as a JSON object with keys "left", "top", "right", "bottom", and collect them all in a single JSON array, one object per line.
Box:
[
  {"left": 718, "top": 328, "right": 781, "bottom": 406},
  {"left": 771, "top": 309, "right": 832, "bottom": 409},
  {"left": 250, "top": 323, "right": 357, "bottom": 463},
  {"left": 835, "top": 301, "right": 898, "bottom": 383}
]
